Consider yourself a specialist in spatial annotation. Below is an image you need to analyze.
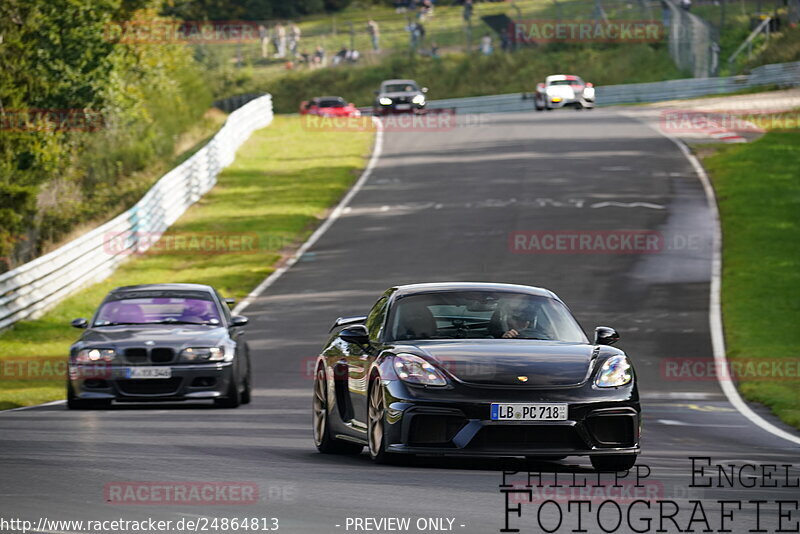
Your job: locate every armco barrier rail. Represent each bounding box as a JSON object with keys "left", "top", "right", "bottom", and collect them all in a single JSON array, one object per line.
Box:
[
  {"left": 426, "top": 61, "right": 800, "bottom": 114},
  {"left": 0, "top": 95, "right": 274, "bottom": 331}
]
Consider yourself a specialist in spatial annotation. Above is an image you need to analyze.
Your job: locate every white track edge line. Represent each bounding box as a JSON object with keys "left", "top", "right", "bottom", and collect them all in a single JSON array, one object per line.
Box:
[
  {"left": 667, "top": 136, "right": 800, "bottom": 447},
  {"left": 232, "top": 123, "right": 384, "bottom": 315}
]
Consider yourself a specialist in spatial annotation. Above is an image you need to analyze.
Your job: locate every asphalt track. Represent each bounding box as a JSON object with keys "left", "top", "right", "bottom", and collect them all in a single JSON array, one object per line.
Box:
[{"left": 1, "top": 109, "right": 798, "bottom": 534}]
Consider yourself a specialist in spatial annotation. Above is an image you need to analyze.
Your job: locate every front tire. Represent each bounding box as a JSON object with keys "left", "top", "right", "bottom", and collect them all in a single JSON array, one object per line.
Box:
[
  {"left": 313, "top": 366, "right": 363, "bottom": 454},
  {"left": 214, "top": 375, "right": 241, "bottom": 408},
  {"left": 367, "top": 377, "right": 399, "bottom": 464},
  {"left": 66, "top": 382, "right": 111, "bottom": 410},
  {"left": 591, "top": 454, "right": 637, "bottom": 471}
]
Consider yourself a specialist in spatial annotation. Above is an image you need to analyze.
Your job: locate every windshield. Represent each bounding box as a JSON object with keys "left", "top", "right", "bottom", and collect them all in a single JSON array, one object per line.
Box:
[
  {"left": 94, "top": 296, "right": 221, "bottom": 326},
  {"left": 382, "top": 83, "right": 418, "bottom": 93},
  {"left": 550, "top": 79, "right": 583, "bottom": 86},
  {"left": 387, "top": 291, "right": 587, "bottom": 342},
  {"left": 318, "top": 98, "right": 346, "bottom": 107}
]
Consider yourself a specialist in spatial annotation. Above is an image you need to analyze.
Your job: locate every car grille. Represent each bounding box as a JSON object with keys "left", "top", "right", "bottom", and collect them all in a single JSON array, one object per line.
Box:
[
  {"left": 117, "top": 378, "right": 182, "bottom": 396},
  {"left": 408, "top": 415, "right": 466, "bottom": 446},
  {"left": 467, "top": 425, "right": 587, "bottom": 451},
  {"left": 393, "top": 96, "right": 410, "bottom": 104},
  {"left": 123, "top": 347, "right": 175, "bottom": 364}
]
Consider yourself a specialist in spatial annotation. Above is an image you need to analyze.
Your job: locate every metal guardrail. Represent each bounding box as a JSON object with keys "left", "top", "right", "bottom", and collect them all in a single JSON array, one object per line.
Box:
[
  {"left": 0, "top": 95, "right": 274, "bottom": 331},
  {"left": 426, "top": 61, "right": 800, "bottom": 113}
]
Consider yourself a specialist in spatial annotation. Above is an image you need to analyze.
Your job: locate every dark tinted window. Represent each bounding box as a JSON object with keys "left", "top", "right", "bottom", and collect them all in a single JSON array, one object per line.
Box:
[
  {"left": 386, "top": 291, "right": 586, "bottom": 342},
  {"left": 94, "top": 295, "right": 221, "bottom": 326},
  {"left": 317, "top": 98, "right": 346, "bottom": 107},
  {"left": 382, "top": 83, "right": 418, "bottom": 93}
]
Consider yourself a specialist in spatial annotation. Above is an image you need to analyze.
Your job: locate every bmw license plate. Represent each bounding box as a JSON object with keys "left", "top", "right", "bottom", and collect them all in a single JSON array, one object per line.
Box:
[
  {"left": 395, "top": 104, "right": 411, "bottom": 110},
  {"left": 491, "top": 403, "right": 567, "bottom": 421},
  {"left": 126, "top": 367, "right": 171, "bottom": 379}
]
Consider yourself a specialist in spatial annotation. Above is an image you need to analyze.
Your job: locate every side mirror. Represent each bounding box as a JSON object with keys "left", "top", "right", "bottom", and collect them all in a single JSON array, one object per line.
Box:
[
  {"left": 594, "top": 326, "right": 619, "bottom": 345},
  {"left": 231, "top": 315, "right": 249, "bottom": 327},
  {"left": 421, "top": 87, "right": 429, "bottom": 93},
  {"left": 373, "top": 90, "right": 380, "bottom": 95},
  {"left": 71, "top": 318, "right": 88, "bottom": 329},
  {"left": 339, "top": 324, "right": 370, "bottom": 345},
  {"left": 224, "top": 297, "right": 235, "bottom": 307}
]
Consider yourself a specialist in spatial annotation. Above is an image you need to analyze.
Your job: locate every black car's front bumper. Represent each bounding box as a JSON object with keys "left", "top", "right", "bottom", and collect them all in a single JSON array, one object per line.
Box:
[
  {"left": 381, "top": 380, "right": 640, "bottom": 457},
  {"left": 374, "top": 102, "right": 426, "bottom": 115},
  {"left": 68, "top": 362, "right": 235, "bottom": 402}
]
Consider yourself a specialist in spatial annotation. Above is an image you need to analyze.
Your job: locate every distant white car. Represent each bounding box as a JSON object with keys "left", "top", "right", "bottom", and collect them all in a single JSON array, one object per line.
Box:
[{"left": 534, "top": 74, "right": 595, "bottom": 111}]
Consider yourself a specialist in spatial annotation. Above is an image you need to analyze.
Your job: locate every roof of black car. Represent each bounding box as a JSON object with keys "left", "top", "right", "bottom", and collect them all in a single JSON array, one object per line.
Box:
[
  {"left": 110, "top": 283, "right": 214, "bottom": 293},
  {"left": 391, "top": 282, "right": 555, "bottom": 298}
]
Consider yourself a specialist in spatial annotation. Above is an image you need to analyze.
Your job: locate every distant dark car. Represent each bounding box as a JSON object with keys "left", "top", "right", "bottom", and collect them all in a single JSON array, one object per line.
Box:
[
  {"left": 67, "top": 283, "right": 251, "bottom": 409},
  {"left": 373, "top": 79, "right": 428, "bottom": 115},
  {"left": 299, "top": 96, "right": 361, "bottom": 117},
  {"left": 312, "top": 282, "right": 640, "bottom": 470}
]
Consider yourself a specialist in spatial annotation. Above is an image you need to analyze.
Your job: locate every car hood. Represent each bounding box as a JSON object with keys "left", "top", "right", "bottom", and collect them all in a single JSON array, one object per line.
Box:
[
  {"left": 547, "top": 85, "right": 577, "bottom": 99},
  {"left": 380, "top": 91, "right": 421, "bottom": 99},
  {"left": 76, "top": 325, "right": 228, "bottom": 350},
  {"left": 406, "top": 340, "right": 597, "bottom": 387}
]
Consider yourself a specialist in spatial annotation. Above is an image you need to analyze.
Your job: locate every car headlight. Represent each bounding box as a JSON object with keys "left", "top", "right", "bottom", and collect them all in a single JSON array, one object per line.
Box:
[
  {"left": 595, "top": 355, "right": 632, "bottom": 387},
  {"left": 412, "top": 94, "right": 425, "bottom": 105},
  {"left": 379, "top": 97, "right": 392, "bottom": 106},
  {"left": 584, "top": 86, "right": 595, "bottom": 99},
  {"left": 180, "top": 347, "right": 226, "bottom": 362},
  {"left": 73, "top": 348, "right": 116, "bottom": 363},
  {"left": 393, "top": 353, "right": 447, "bottom": 386}
]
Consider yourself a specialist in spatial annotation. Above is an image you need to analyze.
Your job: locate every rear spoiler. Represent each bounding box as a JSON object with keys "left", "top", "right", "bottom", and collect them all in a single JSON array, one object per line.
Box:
[{"left": 329, "top": 315, "right": 367, "bottom": 333}]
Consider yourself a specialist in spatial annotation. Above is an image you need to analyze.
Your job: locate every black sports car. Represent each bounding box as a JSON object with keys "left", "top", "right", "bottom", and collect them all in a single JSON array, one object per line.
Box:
[
  {"left": 312, "top": 282, "right": 640, "bottom": 470},
  {"left": 373, "top": 79, "right": 428, "bottom": 115},
  {"left": 67, "top": 283, "right": 251, "bottom": 409}
]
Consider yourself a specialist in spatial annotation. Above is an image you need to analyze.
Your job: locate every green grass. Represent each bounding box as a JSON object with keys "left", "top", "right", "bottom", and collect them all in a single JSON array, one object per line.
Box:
[
  {"left": 701, "top": 126, "right": 800, "bottom": 429},
  {"left": 0, "top": 116, "right": 373, "bottom": 409}
]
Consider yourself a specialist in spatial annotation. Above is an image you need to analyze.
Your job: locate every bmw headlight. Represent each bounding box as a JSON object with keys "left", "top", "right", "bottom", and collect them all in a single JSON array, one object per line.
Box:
[
  {"left": 180, "top": 347, "right": 228, "bottom": 362},
  {"left": 595, "top": 355, "right": 632, "bottom": 387},
  {"left": 412, "top": 94, "right": 425, "bottom": 105},
  {"left": 73, "top": 348, "right": 116, "bottom": 363},
  {"left": 393, "top": 354, "right": 447, "bottom": 386},
  {"left": 379, "top": 97, "right": 392, "bottom": 106}
]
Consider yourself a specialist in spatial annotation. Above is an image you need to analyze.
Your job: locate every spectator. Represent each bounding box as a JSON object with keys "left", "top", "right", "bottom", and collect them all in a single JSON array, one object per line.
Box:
[
  {"left": 333, "top": 44, "right": 348, "bottom": 66},
  {"left": 500, "top": 28, "right": 511, "bottom": 51},
  {"left": 367, "top": 19, "right": 380, "bottom": 51},
  {"left": 463, "top": 0, "right": 474, "bottom": 22},
  {"left": 313, "top": 45, "right": 325, "bottom": 67},
  {"left": 275, "top": 23, "right": 287, "bottom": 57},
  {"left": 289, "top": 23, "right": 301, "bottom": 57},
  {"left": 258, "top": 24, "right": 268, "bottom": 59},
  {"left": 480, "top": 32, "right": 493, "bottom": 54},
  {"left": 661, "top": 0, "right": 671, "bottom": 26}
]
